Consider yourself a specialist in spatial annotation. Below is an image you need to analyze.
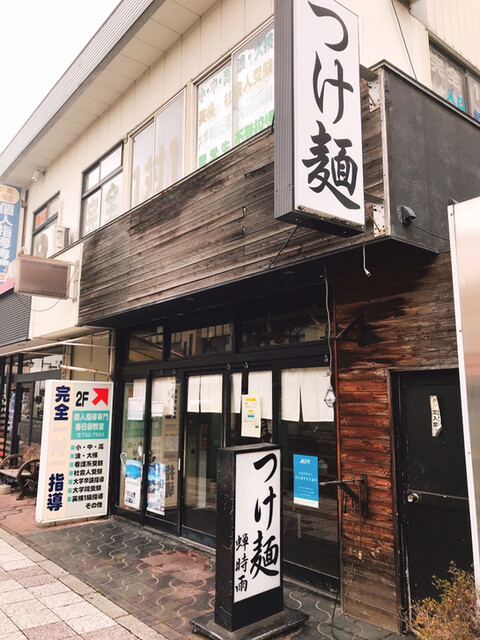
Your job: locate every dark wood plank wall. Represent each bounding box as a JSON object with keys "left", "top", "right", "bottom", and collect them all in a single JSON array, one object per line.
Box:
[
  {"left": 334, "top": 251, "right": 458, "bottom": 631},
  {"left": 79, "top": 84, "right": 380, "bottom": 324}
]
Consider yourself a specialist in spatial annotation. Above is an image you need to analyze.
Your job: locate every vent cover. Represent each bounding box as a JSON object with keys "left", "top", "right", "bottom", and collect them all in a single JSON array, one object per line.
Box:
[{"left": 15, "top": 256, "right": 70, "bottom": 299}]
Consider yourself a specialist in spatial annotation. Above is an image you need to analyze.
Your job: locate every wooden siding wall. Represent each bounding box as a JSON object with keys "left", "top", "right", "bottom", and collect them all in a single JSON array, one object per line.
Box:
[
  {"left": 334, "top": 251, "right": 458, "bottom": 631},
  {"left": 79, "top": 83, "right": 381, "bottom": 325}
]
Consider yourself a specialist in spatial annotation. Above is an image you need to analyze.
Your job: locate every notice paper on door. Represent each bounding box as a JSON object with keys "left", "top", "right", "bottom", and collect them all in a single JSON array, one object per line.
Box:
[
  {"left": 430, "top": 395, "right": 442, "bottom": 437},
  {"left": 241, "top": 395, "right": 261, "bottom": 438}
]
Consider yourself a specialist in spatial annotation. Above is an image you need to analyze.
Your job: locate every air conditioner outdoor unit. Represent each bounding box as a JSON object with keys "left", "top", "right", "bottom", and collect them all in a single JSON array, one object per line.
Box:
[
  {"left": 33, "top": 224, "right": 70, "bottom": 258},
  {"left": 15, "top": 256, "right": 70, "bottom": 299}
]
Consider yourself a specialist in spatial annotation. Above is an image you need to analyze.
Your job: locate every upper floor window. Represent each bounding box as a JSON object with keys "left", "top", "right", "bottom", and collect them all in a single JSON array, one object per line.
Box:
[
  {"left": 81, "top": 144, "right": 123, "bottom": 236},
  {"left": 131, "top": 93, "right": 185, "bottom": 208},
  {"left": 32, "top": 194, "right": 65, "bottom": 257},
  {"left": 430, "top": 44, "right": 480, "bottom": 122},
  {"left": 197, "top": 23, "right": 274, "bottom": 168}
]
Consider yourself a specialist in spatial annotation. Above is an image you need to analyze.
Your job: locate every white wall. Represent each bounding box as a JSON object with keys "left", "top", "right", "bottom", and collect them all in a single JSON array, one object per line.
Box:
[
  {"left": 23, "top": 0, "right": 480, "bottom": 256},
  {"left": 28, "top": 243, "right": 82, "bottom": 340},
  {"left": 411, "top": 0, "right": 480, "bottom": 71}
]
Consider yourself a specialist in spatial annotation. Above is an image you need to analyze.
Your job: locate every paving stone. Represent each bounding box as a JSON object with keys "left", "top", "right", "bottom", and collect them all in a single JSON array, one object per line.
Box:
[
  {"left": 14, "top": 516, "right": 412, "bottom": 640},
  {"left": 23, "top": 620, "right": 79, "bottom": 639}
]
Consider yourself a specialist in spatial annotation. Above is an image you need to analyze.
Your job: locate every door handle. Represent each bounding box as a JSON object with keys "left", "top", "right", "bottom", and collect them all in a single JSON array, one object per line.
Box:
[{"left": 407, "top": 491, "right": 421, "bottom": 504}]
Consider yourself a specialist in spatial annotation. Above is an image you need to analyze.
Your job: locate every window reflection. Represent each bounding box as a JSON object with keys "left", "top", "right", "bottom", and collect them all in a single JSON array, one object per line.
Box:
[
  {"left": 128, "top": 326, "right": 164, "bottom": 362},
  {"left": 170, "top": 323, "right": 232, "bottom": 359},
  {"left": 279, "top": 367, "right": 339, "bottom": 578},
  {"left": 242, "top": 307, "right": 326, "bottom": 349}
]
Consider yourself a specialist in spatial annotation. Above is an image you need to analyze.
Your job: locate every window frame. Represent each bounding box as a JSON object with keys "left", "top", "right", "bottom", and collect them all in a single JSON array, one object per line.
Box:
[
  {"left": 129, "top": 91, "right": 186, "bottom": 209},
  {"left": 195, "top": 20, "right": 275, "bottom": 169},
  {"left": 429, "top": 40, "right": 480, "bottom": 122},
  {"left": 80, "top": 142, "right": 124, "bottom": 237},
  {"left": 31, "top": 192, "right": 61, "bottom": 256}
]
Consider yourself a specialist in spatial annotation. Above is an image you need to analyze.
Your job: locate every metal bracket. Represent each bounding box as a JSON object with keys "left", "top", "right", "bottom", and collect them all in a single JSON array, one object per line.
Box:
[
  {"left": 319, "top": 475, "right": 368, "bottom": 518},
  {"left": 334, "top": 310, "right": 364, "bottom": 345},
  {"left": 367, "top": 78, "right": 381, "bottom": 111}
]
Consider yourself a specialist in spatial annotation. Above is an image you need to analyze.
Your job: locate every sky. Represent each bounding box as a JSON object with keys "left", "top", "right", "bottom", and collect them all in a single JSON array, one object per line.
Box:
[{"left": 0, "top": 0, "right": 120, "bottom": 154}]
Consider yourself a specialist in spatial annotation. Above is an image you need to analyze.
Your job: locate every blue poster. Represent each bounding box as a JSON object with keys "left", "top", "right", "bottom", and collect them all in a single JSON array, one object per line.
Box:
[
  {"left": 124, "top": 459, "right": 142, "bottom": 509},
  {"left": 293, "top": 454, "right": 319, "bottom": 508},
  {"left": 147, "top": 462, "right": 165, "bottom": 515},
  {"left": 0, "top": 183, "right": 21, "bottom": 283}
]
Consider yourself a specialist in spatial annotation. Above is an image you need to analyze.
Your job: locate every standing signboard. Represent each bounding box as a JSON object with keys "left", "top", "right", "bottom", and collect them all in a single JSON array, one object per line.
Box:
[
  {"left": 274, "top": 0, "right": 364, "bottom": 235},
  {"left": 191, "top": 444, "right": 307, "bottom": 638},
  {"left": 36, "top": 380, "right": 113, "bottom": 524},
  {"left": 0, "top": 183, "right": 21, "bottom": 282}
]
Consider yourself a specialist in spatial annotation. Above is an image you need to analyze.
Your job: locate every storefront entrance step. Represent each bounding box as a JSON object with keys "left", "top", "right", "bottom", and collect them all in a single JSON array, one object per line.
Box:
[{"left": 190, "top": 607, "right": 308, "bottom": 640}]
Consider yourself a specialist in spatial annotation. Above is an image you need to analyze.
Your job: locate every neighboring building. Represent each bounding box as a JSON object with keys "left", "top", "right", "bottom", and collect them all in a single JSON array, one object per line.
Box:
[{"left": 0, "top": 0, "right": 479, "bottom": 632}]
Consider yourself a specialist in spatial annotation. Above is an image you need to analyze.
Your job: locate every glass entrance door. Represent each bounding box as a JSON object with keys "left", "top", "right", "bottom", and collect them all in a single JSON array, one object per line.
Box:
[
  {"left": 17, "top": 381, "right": 45, "bottom": 454},
  {"left": 183, "top": 374, "right": 223, "bottom": 541},
  {"left": 146, "top": 376, "right": 180, "bottom": 527},
  {"left": 118, "top": 376, "right": 181, "bottom": 529},
  {"left": 118, "top": 380, "right": 146, "bottom": 514},
  {"left": 279, "top": 367, "right": 339, "bottom": 586}
]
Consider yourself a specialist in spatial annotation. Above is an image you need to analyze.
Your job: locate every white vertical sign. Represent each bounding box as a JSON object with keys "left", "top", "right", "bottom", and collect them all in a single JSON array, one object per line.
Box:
[
  {"left": 449, "top": 197, "right": 480, "bottom": 590},
  {"left": 293, "top": 0, "right": 364, "bottom": 227},
  {"left": 36, "top": 380, "right": 113, "bottom": 524},
  {"left": 234, "top": 448, "right": 281, "bottom": 602}
]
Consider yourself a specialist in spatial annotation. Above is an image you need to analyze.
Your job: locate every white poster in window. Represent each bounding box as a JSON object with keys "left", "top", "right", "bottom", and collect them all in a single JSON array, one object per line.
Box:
[
  {"left": 197, "top": 64, "right": 232, "bottom": 167},
  {"left": 127, "top": 397, "right": 144, "bottom": 421},
  {"left": 241, "top": 395, "right": 262, "bottom": 438},
  {"left": 248, "top": 371, "right": 272, "bottom": 419},
  {"left": 151, "top": 402, "right": 164, "bottom": 418},
  {"left": 233, "top": 25, "right": 274, "bottom": 143},
  {"left": 152, "top": 377, "right": 176, "bottom": 416}
]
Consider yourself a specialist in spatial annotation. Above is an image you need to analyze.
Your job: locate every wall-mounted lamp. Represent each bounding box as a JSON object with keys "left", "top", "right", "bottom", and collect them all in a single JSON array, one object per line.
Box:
[
  {"left": 324, "top": 371, "right": 336, "bottom": 408},
  {"left": 398, "top": 205, "right": 416, "bottom": 226},
  {"left": 31, "top": 169, "right": 45, "bottom": 182}
]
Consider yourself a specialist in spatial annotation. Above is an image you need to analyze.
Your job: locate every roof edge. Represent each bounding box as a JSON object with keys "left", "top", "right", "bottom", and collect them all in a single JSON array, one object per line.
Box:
[{"left": 0, "top": 0, "right": 166, "bottom": 183}]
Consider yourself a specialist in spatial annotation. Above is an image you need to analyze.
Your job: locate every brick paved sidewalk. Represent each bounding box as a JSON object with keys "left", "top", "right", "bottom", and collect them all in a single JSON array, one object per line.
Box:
[
  {"left": 0, "top": 492, "right": 410, "bottom": 640},
  {"left": 0, "top": 527, "right": 167, "bottom": 640}
]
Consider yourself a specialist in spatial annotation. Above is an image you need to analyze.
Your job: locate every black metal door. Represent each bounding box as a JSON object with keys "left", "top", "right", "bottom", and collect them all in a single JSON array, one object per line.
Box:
[{"left": 396, "top": 370, "right": 473, "bottom": 604}]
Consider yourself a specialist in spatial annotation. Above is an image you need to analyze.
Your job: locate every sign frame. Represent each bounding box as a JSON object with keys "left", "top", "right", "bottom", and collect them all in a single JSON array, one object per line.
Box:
[
  {"left": 0, "top": 183, "right": 21, "bottom": 283},
  {"left": 36, "top": 380, "right": 113, "bottom": 524},
  {"left": 274, "top": 0, "right": 364, "bottom": 236}
]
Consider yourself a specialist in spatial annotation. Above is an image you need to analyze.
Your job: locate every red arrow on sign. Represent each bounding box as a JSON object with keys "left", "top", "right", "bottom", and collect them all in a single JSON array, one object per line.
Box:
[{"left": 92, "top": 387, "right": 109, "bottom": 406}]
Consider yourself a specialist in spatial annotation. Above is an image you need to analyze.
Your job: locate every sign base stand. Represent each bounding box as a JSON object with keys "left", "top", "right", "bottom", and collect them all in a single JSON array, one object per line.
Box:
[{"left": 190, "top": 607, "right": 308, "bottom": 640}]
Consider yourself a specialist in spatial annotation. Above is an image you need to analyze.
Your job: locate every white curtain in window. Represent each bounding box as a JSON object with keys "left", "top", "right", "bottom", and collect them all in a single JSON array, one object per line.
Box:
[
  {"left": 200, "top": 374, "right": 223, "bottom": 414},
  {"left": 281, "top": 368, "right": 334, "bottom": 422},
  {"left": 187, "top": 375, "right": 222, "bottom": 414},
  {"left": 231, "top": 372, "right": 242, "bottom": 414},
  {"left": 281, "top": 369, "right": 300, "bottom": 422},
  {"left": 300, "top": 368, "right": 333, "bottom": 422},
  {"left": 187, "top": 375, "right": 201, "bottom": 413},
  {"left": 248, "top": 370, "right": 272, "bottom": 419}
]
